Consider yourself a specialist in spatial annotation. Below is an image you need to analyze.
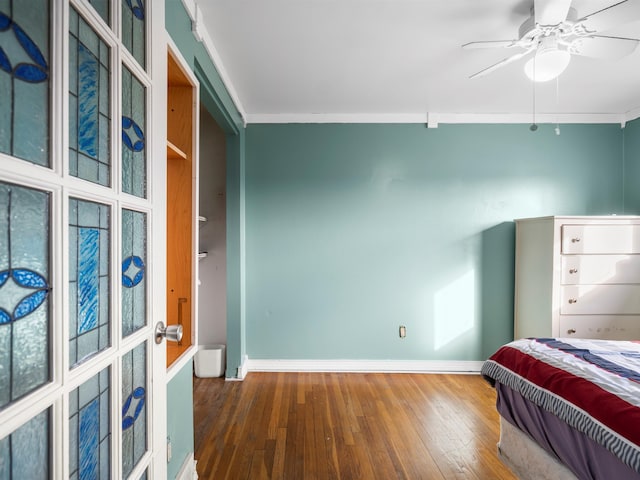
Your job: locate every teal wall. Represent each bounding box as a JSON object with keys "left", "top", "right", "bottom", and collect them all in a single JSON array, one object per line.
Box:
[
  {"left": 165, "top": 0, "right": 246, "bottom": 378},
  {"left": 166, "top": 362, "right": 195, "bottom": 479},
  {"left": 624, "top": 118, "right": 640, "bottom": 213},
  {"left": 245, "top": 123, "right": 624, "bottom": 360}
]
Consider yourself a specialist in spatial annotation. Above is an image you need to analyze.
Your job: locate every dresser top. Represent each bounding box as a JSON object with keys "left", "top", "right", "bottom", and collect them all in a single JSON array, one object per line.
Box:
[{"left": 515, "top": 215, "right": 640, "bottom": 222}]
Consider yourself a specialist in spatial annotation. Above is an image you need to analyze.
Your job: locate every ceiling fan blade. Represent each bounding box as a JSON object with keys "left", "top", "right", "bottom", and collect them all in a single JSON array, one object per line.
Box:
[
  {"left": 570, "top": 35, "right": 640, "bottom": 58},
  {"left": 578, "top": 0, "right": 640, "bottom": 33},
  {"left": 462, "top": 40, "right": 518, "bottom": 49},
  {"left": 469, "top": 50, "right": 532, "bottom": 79},
  {"left": 534, "top": 0, "right": 572, "bottom": 25}
]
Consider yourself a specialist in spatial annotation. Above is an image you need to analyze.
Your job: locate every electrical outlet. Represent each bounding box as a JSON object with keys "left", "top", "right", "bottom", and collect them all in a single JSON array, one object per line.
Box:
[{"left": 399, "top": 325, "right": 406, "bottom": 338}]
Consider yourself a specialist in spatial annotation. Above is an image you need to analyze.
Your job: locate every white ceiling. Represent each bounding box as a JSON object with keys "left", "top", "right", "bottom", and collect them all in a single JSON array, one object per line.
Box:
[{"left": 194, "top": 0, "right": 640, "bottom": 123}]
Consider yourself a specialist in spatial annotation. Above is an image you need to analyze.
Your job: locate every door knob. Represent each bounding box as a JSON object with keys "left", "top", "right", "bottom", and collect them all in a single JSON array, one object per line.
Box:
[{"left": 155, "top": 322, "right": 183, "bottom": 344}]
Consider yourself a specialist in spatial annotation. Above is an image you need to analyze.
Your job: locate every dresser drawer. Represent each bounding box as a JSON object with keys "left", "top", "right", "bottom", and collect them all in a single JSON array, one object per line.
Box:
[
  {"left": 561, "top": 255, "right": 640, "bottom": 284},
  {"left": 559, "top": 315, "right": 640, "bottom": 340},
  {"left": 560, "top": 285, "right": 640, "bottom": 314},
  {"left": 562, "top": 224, "right": 640, "bottom": 254}
]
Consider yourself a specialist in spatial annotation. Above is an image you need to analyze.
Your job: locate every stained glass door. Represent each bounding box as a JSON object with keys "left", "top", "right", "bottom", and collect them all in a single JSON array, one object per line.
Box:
[{"left": 0, "top": 0, "right": 167, "bottom": 478}]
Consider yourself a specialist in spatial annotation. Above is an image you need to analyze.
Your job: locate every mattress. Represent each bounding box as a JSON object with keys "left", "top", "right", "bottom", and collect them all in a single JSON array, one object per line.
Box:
[{"left": 482, "top": 337, "right": 640, "bottom": 479}]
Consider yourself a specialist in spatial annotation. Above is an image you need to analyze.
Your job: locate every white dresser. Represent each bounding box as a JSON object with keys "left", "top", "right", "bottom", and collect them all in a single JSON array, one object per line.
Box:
[{"left": 514, "top": 216, "right": 640, "bottom": 340}]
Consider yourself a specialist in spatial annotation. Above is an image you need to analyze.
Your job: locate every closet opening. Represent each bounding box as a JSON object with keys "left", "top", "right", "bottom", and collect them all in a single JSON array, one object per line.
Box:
[{"left": 195, "top": 103, "right": 227, "bottom": 373}]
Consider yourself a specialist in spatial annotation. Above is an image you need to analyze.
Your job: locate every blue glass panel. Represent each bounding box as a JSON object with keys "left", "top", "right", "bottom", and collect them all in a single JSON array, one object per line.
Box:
[
  {"left": 0, "top": 1, "right": 50, "bottom": 166},
  {"left": 122, "top": 341, "right": 147, "bottom": 477},
  {"left": 0, "top": 181, "right": 50, "bottom": 410},
  {"left": 0, "top": 408, "right": 50, "bottom": 478},
  {"left": 78, "top": 43, "right": 98, "bottom": 159},
  {"left": 78, "top": 228, "right": 99, "bottom": 334},
  {"left": 69, "top": 8, "right": 110, "bottom": 187},
  {"left": 121, "top": 66, "right": 146, "bottom": 198},
  {"left": 122, "top": 0, "right": 145, "bottom": 69},
  {"left": 69, "top": 198, "right": 110, "bottom": 367},
  {"left": 70, "top": 367, "right": 111, "bottom": 480},
  {"left": 87, "top": 0, "right": 110, "bottom": 26},
  {"left": 122, "top": 209, "right": 146, "bottom": 337},
  {"left": 79, "top": 398, "right": 100, "bottom": 479}
]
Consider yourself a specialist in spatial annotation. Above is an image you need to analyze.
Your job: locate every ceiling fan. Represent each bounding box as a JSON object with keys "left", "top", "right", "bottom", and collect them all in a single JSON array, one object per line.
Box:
[{"left": 464, "top": 0, "right": 640, "bottom": 81}]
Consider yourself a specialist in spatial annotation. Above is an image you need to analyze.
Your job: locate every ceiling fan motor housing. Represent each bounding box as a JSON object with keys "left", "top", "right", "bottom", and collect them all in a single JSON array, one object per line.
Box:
[{"left": 519, "top": 7, "right": 578, "bottom": 43}]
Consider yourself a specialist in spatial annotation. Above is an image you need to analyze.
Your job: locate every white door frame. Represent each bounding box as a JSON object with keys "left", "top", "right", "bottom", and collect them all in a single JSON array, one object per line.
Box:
[{"left": 149, "top": 0, "right": 168, "bottom": 477}]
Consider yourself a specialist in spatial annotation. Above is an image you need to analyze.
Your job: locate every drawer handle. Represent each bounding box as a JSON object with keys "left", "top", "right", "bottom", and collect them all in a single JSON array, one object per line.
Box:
[
  {"left": 568, "top": 298, "right": 578, "bottom": 304},
  {"left": 567, "top": 329, "right": 576, "bottom": 334},
  {"left": 569, "top": 268, "right": 578, "bottom": 274},
  {"left": 571, "top": 237, "right": 581, "bottom": 243}
]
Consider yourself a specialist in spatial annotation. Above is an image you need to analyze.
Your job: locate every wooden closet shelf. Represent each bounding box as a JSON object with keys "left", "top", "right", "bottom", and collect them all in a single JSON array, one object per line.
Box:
[{"left": 167, "top": 140, "right": 187, "bottom": 160}]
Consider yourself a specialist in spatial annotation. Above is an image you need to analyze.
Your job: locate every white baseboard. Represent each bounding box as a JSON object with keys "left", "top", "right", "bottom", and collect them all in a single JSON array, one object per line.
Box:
[
  {"left": 232, "top": 354, "right": 249, "bottom": 380},
  {"left": 176, "top": 452, "right": 198, "bottom": 480},
  {"left": 245, "top": 358, "right": 484, "bottom": 374}
]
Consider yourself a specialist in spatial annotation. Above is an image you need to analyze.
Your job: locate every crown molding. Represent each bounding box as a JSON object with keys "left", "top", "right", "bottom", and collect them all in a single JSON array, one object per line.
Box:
[
  {"left": 626, "top": 106, "right": 640, "bottom": 124},
  {"left": 246, "top": 112, "right": 630, "bottom": 126}
]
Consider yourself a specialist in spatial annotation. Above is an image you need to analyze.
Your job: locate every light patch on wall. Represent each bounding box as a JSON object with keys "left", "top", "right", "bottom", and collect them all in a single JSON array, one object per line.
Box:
[
  {"left": 369, "top": 163, "right": 405, "bottom": 191},
  {"left": 434, "top": 270, "right": 475, "bottom": 351}
]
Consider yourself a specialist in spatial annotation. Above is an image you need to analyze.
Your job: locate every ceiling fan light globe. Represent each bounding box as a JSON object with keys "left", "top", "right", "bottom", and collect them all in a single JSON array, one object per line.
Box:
[{"left": 524, "top": 49, "right": 571, "bottom": 82}]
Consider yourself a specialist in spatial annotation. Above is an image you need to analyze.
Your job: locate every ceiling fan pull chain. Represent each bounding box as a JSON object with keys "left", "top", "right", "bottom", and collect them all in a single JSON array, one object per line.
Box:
[
  {"left": 555, "top": 77, "right": 561, "bottom": 135},
  {"left": 530, "top": 56, "right": 538, "bottom": 132}
]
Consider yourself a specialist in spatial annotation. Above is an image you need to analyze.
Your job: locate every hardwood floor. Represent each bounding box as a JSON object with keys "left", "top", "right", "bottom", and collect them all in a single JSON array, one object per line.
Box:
[{"left": 193, "top": 372, "right": 517, "bottom": 480}]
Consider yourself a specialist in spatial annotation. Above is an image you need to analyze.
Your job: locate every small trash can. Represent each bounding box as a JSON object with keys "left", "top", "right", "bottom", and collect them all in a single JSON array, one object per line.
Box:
[{"left": 195, "top": 344, "right": 226, "bottom": 377}]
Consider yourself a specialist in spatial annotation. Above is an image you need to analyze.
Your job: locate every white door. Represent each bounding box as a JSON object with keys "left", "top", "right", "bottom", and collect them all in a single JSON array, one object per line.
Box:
[{"left": 0, "top": 1, "right": 167, "bottom": 478}]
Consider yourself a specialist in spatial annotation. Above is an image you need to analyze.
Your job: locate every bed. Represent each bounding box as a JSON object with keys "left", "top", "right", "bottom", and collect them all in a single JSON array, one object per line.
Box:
[{"left": 482, "top": 337, "right": 640, "bottom": 480}]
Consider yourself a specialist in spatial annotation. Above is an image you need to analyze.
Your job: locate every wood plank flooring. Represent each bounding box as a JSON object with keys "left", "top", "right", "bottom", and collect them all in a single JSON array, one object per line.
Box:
[{"left": 193, "top": 372, "right": 517, "bottom": 480}]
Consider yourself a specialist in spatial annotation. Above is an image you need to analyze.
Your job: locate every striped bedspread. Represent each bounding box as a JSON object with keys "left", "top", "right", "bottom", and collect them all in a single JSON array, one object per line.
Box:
[{"left": 482, "top": 337, "right": 640, "bottom": 474}]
